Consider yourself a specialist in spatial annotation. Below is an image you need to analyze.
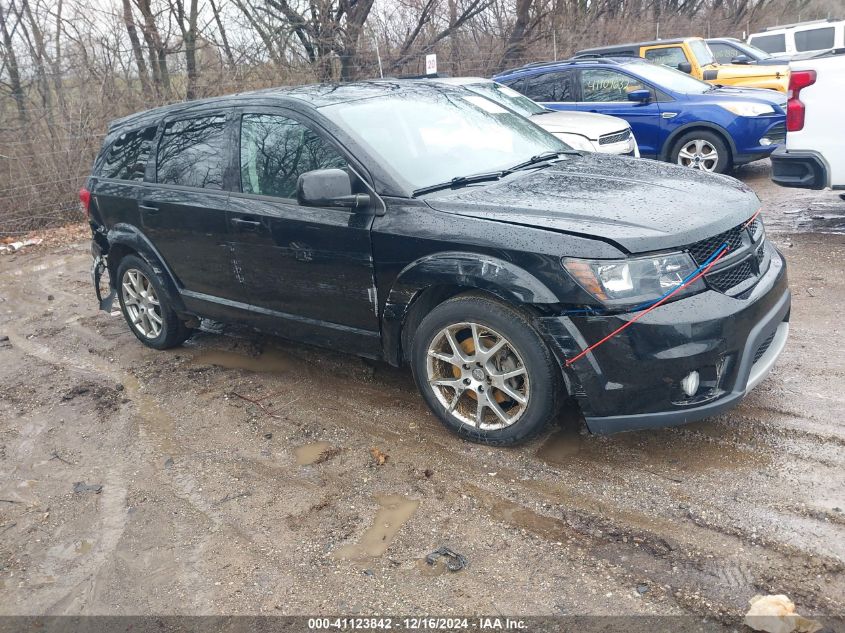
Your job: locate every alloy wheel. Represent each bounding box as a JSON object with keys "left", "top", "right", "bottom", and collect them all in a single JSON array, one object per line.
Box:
[
  {"left": 121, "top": 268, "right": 163, "bottom": 339},
  {"left": 425, "top": 322, "right": 530, "bottom": 431},
  {"left": 677, "top": 139, "right": 719, "bottom": 172}
]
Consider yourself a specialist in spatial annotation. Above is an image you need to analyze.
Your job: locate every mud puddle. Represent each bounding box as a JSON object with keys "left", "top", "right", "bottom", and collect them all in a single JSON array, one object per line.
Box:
[
  {"left": 191, "top": 348, "right": 299, "bottom": 374},
  {"left": 333, "top": 495, "right": 419, "bottom": 560},
  {"left": 295, "top": 441, "right": 334, "bottom": 465}
]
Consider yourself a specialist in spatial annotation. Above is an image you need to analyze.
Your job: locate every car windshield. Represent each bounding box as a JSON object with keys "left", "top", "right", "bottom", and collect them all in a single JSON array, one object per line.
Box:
[
  {"left": 690, "top": 39, "right": 717, "bottom": 66},
  {"left": 463, "top": 81, "right": 547, "bottom": 117},
  {"left": 626, "top": 61, "right": 713, "bottom": 94},
  {"left": 322, "top": 89, "right": 567, "bottom": 193}
]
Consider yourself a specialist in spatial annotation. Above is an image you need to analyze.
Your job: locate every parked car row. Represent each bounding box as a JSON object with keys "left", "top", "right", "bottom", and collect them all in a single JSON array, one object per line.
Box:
[{"left": 493, "top": 57, "right": 786, "bottom": 174}]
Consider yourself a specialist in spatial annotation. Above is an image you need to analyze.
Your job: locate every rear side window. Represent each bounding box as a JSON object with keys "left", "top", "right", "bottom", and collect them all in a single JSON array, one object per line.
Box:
[
  {"left": 517, "top": 72, "right": 574, "bottom": 102},
  {"left": 644, "top": 46, "right": 689, "bottom": 68},
  {"left": 100, "top": 126, "right": 157, "bottom": 181},
  {"left": 157, "top": 115, "right": 228, "bottom": 189},
  {"left": 239, "top": 114, "right": 347, "bottom": 199},
  {"left": 749, "top": 33, "right": 786, "bottom": 53},
  {"left": 794, "top": 27, "right": 835, "bottom": 51}
]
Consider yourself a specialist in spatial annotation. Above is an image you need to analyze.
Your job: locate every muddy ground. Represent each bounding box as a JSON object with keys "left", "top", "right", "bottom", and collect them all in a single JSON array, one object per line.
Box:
[{"left": 1, "top": 163, "right": 844, "bottom": 627}]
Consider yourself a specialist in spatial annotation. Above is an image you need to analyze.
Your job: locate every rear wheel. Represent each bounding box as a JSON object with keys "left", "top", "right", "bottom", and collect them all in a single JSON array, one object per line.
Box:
[
  {"left": 671, "top": 130, "right": 731, "bottom": 174},
  {"left": 116, "top": 254, "right": 191, "bottom": 350},
  {"left": 411, "top": 295, "right": 561, "bottom": 445}
]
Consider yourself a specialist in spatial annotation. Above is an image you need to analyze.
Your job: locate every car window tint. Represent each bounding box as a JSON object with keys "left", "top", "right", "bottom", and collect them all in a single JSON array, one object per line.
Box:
[
  {"left": 100, "top": 126, "right": 157, "bottom": 181},
  {"left": 517, "top": 72, "right": 573, "bottom": 102},
  {"left": 794, "top": 27, "right": 835, "bottom": 51},
  {"left": 240, "top": 114, "right": 347, "bottom": 199},
  {"left": 749, "top": 33, "right": 786, "bottom": 53},
  {"left": 156, "top": 115, "right": 228, "bottom": 189},
  {"left": 709, "top": 42, "right": 740, "bottom": 64},
  {"left": 580, "top": 69, "right": 646, "bottom": 102},
  {"left": 644, "top": 46, "right": 689, "bottom": 68}
]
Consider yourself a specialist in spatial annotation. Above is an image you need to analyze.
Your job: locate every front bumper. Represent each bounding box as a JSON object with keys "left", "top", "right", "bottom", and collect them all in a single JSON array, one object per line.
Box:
[
  {"left": 539, "top": 248, "right": 790, "bottom": 434},
  {"left": 770, "top": 146, "right": 829, "bottom": 189}
]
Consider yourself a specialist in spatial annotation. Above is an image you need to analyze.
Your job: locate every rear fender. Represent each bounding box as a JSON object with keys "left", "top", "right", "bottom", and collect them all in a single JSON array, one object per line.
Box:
[
  {"left": 380, "top": 252, "right": 559, "bottom": 365},
  {"left": 103, "top": 223, "right": 186, "bottom": 313}
]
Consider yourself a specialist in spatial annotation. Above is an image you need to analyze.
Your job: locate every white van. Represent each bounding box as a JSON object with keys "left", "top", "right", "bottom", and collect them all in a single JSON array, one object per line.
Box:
[{"left": 748, "top": 19, "right": 844, "bottom": 58}]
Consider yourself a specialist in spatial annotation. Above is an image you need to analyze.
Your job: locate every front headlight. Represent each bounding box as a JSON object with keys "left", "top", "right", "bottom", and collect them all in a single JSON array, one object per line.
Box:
[
  {"left": 552, "top": 132, "right": 596, "bottom": 152},
  {"left": 720, "top": 102, "right": 775, "bottom": 117},
  {"left": 562, "top": 252, "right": 705, "bottom": 308}
]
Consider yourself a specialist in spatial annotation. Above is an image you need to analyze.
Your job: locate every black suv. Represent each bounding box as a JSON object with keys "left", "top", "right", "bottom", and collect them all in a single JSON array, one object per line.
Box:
[{"left": 83, "top": 81, "right": 790, "bottom": 445}]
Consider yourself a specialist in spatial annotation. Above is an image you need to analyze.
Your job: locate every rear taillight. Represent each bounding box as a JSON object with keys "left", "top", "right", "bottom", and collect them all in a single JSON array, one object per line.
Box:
[
  {"left": 786, "top": 70, "right": 816, "bottom": 132},
  {"left": 79, "top": 187, "right": 91, "bottom": 217}
]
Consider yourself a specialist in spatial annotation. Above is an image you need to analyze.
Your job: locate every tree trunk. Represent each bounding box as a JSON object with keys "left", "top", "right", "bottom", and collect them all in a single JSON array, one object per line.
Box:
[
  {"left": 122, "top": 0, "right": 152, "bottom": 92},
  {"left": 0, "top": 2, "right": 28, "bottom": 125}
]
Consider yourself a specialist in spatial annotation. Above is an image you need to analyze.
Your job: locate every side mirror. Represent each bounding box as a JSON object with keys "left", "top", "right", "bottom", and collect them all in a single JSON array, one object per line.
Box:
[
  {"left": 731, "top": 54, "right": 751, "bottom": 64},
  {"left": 297, "top": 168, "right": 370, "bottom": 209},
  {"left": 627, "top": 89, "right": 651, "bottom": 103},
  {"left": 677, "top": 61, "right": 693, "bottom": 74}
]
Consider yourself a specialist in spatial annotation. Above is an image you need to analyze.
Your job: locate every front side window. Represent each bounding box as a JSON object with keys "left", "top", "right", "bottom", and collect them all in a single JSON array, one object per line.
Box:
[
  {"left": 240, "top": 114, "right": 347, "bottom": 199},
  {"left": 794, "top": 27, "right": 835, "bottom": 51},
  {"left": 322, "top": 90, "right": 566, "bottom": 192},
  {"left": 708, "top": 42, "right": 740, "bottom": 64},
  {"left": 580, "top": 69, "right": 647, "bottom": 102},
  {"left": 101, "top": 126, "right": 157, "bottom": 181},
  {"left": 644, "top": 46, "right": 690, "bottom": 69},
  {"left": 688, "top": 40, "right": 716, "bottom": 66},
  {"left": 157, "top": 115, "right": 228, "bottom": 189},
  {"left": 749, "top": 33, "right": 786, "bottom": 54}
]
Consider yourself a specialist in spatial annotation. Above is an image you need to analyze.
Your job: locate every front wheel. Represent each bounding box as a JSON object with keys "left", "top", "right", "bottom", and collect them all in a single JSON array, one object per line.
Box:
[
  {"left": 671, "top": 130, "right": 731, "bottom": 174},
  {"left": 411, "top": 295, "right": 562, "bottom": 446}
]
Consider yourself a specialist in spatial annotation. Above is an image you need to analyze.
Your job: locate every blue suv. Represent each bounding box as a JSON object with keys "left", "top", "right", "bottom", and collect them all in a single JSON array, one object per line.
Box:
[{"left": 494, "top": 57, "right": 786, "bottom": 174}]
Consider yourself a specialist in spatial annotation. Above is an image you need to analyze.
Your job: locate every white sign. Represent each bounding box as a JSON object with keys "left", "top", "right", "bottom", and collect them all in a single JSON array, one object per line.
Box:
[{"left": 425, "top": 54, "right": 437, "bottom": 76}]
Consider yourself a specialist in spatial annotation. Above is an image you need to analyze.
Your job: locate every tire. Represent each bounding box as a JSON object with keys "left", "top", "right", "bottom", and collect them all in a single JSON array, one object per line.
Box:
[
  {"left": 410, "top": 294, "right": 562, "bottom": 446},
  {"left": 116, "top": 254, "right": 192, "bottom": 350},
  {"left": 671, "top": 130, "right": 732, "bottom": 174}
]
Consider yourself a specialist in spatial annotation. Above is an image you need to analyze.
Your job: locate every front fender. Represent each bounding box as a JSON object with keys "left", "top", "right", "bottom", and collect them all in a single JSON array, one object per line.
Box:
[
  {"left": 380, "top": 251, "right": 560, "bottom": 364},
  {"left": 105, "top": 223, "right": 186, "bottom": 313}
]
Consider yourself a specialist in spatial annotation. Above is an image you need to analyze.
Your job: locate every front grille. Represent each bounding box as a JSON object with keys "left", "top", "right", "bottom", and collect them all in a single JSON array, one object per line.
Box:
[
  {"left": 707, "top": 260, "right": 755, "bottom": 292},
  {"left": 753, "top": 330, "right": 777, "bottom": 364},
  {"left": 688, "top": 224, "right": 746, "bottom": 266},
  {"left": 599, "top": 129, "right": 631, "bottom": 145}
]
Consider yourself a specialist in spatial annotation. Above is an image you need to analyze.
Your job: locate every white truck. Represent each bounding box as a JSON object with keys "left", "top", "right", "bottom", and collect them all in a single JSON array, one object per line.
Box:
[{"left": 770, "top": 49, "right": 845, "bottom": 191}]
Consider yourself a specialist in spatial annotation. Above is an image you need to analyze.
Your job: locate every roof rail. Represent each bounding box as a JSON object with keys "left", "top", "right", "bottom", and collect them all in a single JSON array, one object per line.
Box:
[{"left": 763, "top": 18, "right": 838, "bottom": 31}]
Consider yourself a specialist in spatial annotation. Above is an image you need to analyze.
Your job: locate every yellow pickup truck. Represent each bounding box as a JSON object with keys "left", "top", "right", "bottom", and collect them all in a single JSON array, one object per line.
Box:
[{"left": 576, "top": 37, "right": 789, "bottom": 92}]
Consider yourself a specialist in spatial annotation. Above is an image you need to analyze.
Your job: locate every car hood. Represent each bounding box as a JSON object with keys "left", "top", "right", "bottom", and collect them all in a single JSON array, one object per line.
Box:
[
  {"left": 707, "top": 85, "right": 787, "bottom": 108},
  {"left": 711, "top": 62, "right": 789, "bottom": 78},
  {"left": 531, "top": 110, "right": 630, "bottom": 140},
  {"left": 422, "top": 153, "right": 759, "bottom": 254}
]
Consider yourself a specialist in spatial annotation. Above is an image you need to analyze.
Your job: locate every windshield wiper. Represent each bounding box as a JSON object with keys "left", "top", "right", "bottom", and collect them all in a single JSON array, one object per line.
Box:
[
  {"left": 412, "top": 170, "right": 509, "bottom": 196},
  {"left": 509, "top": 149, "right": 581, "bottom": 171}
]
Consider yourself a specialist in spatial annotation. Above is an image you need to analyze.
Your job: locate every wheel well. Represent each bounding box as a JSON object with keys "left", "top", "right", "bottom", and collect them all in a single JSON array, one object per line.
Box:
[
  {"left": 105, "top": 243, "right": 137, "bottom": 282},
  {"left": 398, "top": 285, "right": 540, "bottom": 365},
  {"left": 667, "top": 125, "right": 734, "bottom": 164}
]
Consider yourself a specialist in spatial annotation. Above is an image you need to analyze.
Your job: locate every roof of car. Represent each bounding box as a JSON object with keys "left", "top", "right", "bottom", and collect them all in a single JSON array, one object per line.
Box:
[
  {"left": 420, "top": 76, "right": 490, "bottom": 86},
  {"left": 107, "top": 80, "right": 459, "bottom": 132},
  {"left": 705, "top": 37, "right": 742, "bottom": 43},
  {"left": 576, "top": 37, "right": 702, "bottom": 55},
  {"left": 496, "top": 56, "right": 643, "bottom": 77}
]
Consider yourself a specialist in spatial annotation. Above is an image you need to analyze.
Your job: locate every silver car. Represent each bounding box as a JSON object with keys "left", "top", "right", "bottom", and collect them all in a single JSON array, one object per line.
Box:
[{"left": 428, "top": 76, "right": 640, "bottom": 157}]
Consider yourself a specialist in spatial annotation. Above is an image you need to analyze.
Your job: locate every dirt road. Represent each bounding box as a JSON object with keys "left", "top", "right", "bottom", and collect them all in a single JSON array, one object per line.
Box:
[{"left": 1, "top": 165, "right": 844, "bottom": 627}]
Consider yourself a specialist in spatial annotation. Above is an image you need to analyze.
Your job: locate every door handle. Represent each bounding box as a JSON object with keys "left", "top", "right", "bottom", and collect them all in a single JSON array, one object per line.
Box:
[
  {"left": 139, "top": 202, "right": 159, "bottom": 214},
  {"left": 230, "top": 217, "right": 262, "bottom": 231}
]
